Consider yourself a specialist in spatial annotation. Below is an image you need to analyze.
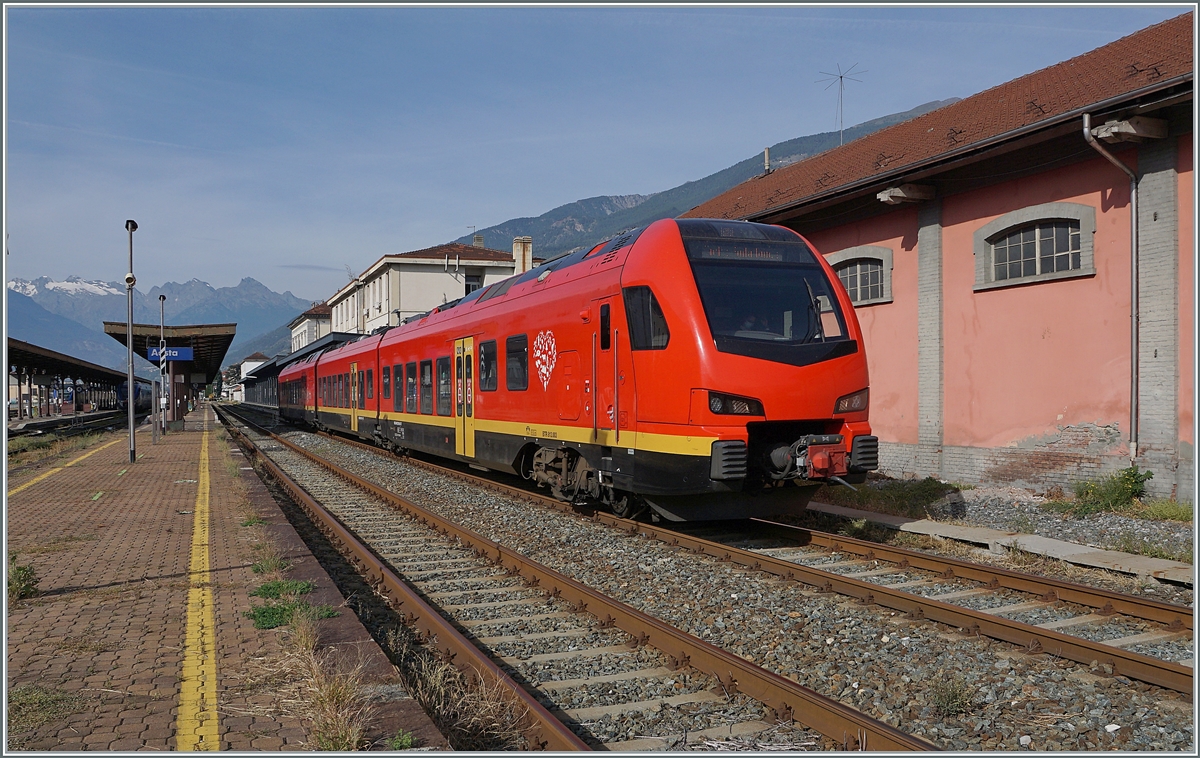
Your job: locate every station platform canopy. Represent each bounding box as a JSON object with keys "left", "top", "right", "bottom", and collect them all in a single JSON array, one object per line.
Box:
[
  {"left": 7, "top": 338, "right": 152, "bottom": 386},
  {"left": 103, "top": 322, "right": 236, "bottom": 386}
]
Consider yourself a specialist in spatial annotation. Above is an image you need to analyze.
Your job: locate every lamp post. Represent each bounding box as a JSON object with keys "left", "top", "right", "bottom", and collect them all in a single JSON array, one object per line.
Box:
[
  {"left": 124, "top": 219, "right": 138, "bottom": 463},
  {"left": 159, "top": 294, "right": 167, "bottom": 437}
]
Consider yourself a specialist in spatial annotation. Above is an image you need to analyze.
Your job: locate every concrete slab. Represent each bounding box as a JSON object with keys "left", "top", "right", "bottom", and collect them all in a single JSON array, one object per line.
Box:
[{"left": 807, "top": 500, "right": 1195, "bottom": 586}]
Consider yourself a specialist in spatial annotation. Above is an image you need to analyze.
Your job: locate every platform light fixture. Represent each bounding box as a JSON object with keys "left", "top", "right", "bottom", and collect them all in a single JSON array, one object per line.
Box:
[{"left": 125, "top": 219, "right": 138, "bottom": 463}]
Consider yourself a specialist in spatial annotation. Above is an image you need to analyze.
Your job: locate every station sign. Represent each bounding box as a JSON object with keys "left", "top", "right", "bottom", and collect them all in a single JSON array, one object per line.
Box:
[{"left": 148, "top": 346, "right": 194, "bottom": 362}]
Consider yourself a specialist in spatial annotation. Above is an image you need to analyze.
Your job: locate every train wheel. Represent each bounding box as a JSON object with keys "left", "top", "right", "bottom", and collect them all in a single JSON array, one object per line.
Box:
[{"left": 609, "top": 492, "right": 647, "bottom": 520}]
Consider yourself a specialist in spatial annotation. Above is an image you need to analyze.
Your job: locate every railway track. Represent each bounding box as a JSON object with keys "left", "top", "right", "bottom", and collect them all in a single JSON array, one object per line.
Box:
[
  {"left": 242, "top": 406, "right": 1193, "bottom": 696},
  {"left": 216, "top": 404, "right": 934, "bottom": 751},
  {"left": 8, "top": 410, "right": 147, "bottom": 439},
  {"left": 225, "top": 404, "right": 1194, "bottom": 749}
]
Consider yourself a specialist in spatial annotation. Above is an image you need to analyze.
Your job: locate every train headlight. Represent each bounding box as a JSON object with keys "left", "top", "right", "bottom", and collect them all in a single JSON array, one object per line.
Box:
[
  {"left": 834, "top": 388, "right": 869, "bottom": 414},
  {"left": 708, "top": 391, "right": 764, "bottom": 416}
]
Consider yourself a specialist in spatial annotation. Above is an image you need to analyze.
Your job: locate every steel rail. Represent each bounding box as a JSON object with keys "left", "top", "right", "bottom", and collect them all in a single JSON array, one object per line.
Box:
[
  {"left": 292, "top": 423, "right": 1193, "bottom": 695},
  {"left": 215, "top": 408, "right": 591, "bottom": 751},
  {"left": 748, "top": 518, "right": 1192, "bottom": 629},
  {"left": 221, "top": 406, "right": 936, "bottom": 751}
]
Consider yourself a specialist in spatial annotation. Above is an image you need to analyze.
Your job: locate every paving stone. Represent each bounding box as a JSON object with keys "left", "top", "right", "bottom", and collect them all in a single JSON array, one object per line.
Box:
[{"left": 6, "top": 404, "right": 447, "bottom": 751}]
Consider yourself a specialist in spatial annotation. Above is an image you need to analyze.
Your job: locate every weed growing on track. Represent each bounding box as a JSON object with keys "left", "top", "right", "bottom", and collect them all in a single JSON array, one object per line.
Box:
[
  {"left": 930, "top": 675, "right": 974, "bottom": 716},
  {"left": 384, "top": 628, "right": 531, "bottom": 750},
  {"left": 811, "top": 476, "right": 960, "bottom": 519},
  {"left": 7, "top": 553, "right": 38, "bottom": 602},
  {"left": 303, "top": 651, "right": 379, "bottom": 750}
]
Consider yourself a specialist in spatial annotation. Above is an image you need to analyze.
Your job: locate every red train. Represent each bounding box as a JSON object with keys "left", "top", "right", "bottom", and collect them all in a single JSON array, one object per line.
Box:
[{"left": 277, "top": 218, "right": 877, "bottom": 520}]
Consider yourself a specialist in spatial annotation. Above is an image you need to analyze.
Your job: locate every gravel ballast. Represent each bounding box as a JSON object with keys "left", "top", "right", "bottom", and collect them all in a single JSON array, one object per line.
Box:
[{"left": 284, "top": 432, "right": 1194, "bottom": 751}]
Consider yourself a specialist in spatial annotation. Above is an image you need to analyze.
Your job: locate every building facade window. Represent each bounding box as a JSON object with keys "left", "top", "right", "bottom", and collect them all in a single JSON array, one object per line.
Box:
[
  {"left": 973, "top": 202, "right": 1095, "bottom": 291},
  {"left": 824, "top": 245, "right": 894, "bottom": 306}
]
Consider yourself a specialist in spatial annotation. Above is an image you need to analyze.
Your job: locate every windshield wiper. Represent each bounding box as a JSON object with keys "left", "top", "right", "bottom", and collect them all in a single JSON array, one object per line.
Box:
[{"left": 804, "top": 278, "right": 826, "bottom": 343}]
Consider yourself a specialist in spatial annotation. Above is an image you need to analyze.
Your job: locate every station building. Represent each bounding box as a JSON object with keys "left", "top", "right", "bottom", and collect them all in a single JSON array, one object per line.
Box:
[
  {"left": 686, "top": 13, "right": 1194, "bottom": 501},
  {"left": 328, "top": 236, "right": 535, "bottom": 333},
  {"left": 289, "top": 303, "right": 332, "bottom": 353}
]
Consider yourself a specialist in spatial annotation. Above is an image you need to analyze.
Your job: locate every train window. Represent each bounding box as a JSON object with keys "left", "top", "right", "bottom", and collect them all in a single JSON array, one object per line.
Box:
[
  {"left": 623, "top": 286, "right": 670, "bottom": 350},
  {"left": 420, "top": 360, "right": 433, "bottom": 414},
  {"left": 358, "top": 370, "right": 365, "bottom": 406},
  {"left": 392, "top": 365, "right": 402, "bottom": 412},
  {"left": 344, "top": 373, "right": 350, "bottom": 407},
  {"left": 406, "top": 361, "right": 417, "bottom": 413},
  {"left": 600, "top": 304, "right": 611, "bottom": 350},
  {"left": 478, "top": 341, "right": 498, "bottom": 391},
  {"left": 381, "top": 366, "right": 390, "bottom": 400},
  {"left": 436, "top": 357, "right": 452, "bottom": 416},
  {"left": 366, "top": 369, "right": 374, "bottom": 400},
  {"left": 505, "top": 335, "right": 528, "bottom": 391}
]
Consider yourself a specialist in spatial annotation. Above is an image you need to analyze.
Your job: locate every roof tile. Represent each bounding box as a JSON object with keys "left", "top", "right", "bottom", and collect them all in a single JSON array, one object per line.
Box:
[{"left": 684, "top": 13, "right": 1193, "bottom": 221}]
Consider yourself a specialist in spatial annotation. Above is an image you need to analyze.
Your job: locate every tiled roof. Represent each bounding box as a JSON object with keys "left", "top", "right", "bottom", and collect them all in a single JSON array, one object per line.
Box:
[
  {"left": 244, "top": 352, "right": 270, "bottom": 361},
  {"left": 684, "top": 12, "right": 1193, "bottom": 221},
  {"left": 301, "top": 303, "right": 332, "bottom": 317},
  {"left": 392, "top": 241, "right": 513, "bottom": 263}
]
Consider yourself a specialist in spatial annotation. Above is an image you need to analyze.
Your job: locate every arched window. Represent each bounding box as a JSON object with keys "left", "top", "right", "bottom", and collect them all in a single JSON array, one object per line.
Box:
[
  {"left": 973, "top": 202, "right": 1095, "bottom": 291},
  {"left": 825, "top": 245, "right": 893, "bottom": 306}
]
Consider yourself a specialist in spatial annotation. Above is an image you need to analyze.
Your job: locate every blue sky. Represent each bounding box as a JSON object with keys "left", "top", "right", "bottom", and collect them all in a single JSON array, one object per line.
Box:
[{"left": 4, "top": 4, "right": 1189, "bottom": 301}]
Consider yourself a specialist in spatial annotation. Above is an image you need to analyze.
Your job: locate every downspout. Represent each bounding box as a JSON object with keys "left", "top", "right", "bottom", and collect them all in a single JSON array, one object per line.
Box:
[{"left": 1082, "top": 113, "right": 1138, "bottom": 460}]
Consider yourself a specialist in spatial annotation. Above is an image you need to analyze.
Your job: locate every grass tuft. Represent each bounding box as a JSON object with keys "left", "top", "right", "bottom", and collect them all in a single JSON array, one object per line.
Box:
[
  {"left": 245, "top": 600, "right": 337, "bottom": 630},
  {"left": 305, "top": 651, "right": 379, "bottom": 751},
  {"left": 8, "top": 553, "right": 38, "bottom": 602},
  {"left": 384, "top": 628, "right": 531, "bottom": 750},
  {"left": 1104, "top": 533, "right": 1193, "bottom": 564},
  {"left": 930, "top": 675, "right": 974, "bottom": 716},
  {"left": 1046, "top": 465, "right": 1154, "bottom": 517},
  {"left": 241, "top": 515, "right": 266, "bottom": 527},
  {"left": 812, "top": 476, "right": 960, "bottom": 519},
  {"left": 250, "top": 540, "right": 291, "bottom": 575},
  {"left": 1136, "top": 499, "right": 1193, "bottom": 523},
  {"left": 386, "top": 730, "right": 416, "bottom": 750},
  {"left": 251, "top": 579, "right": 314, "bottom": 599},
  {"left": 6, "top": 685, "right": 85, "bottom": 737}
]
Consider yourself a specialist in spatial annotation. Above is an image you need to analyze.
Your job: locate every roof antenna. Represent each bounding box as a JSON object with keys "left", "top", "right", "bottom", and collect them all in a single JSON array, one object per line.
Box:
[{"left": 817, "top": 62, "right": 866, "bottom": 146}]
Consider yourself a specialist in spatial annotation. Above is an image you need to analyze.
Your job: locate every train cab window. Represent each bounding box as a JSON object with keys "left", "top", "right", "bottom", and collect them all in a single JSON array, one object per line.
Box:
[
  {"left": 436, "top": 357, "right": 452, "bottom": 416},
  {"left": 406, "top": 362, "right": 417, "bottom": 413},
  {"left": 420, "top": 360, "right": 433, "bottom": 414},
  {"left": 478, "top": 340, "right": 497, "bottom": 391},
  {"left": 623, "top": 286, "right": 670, "bottom": 350},
  {"left": 505, "top": 335, "right": 528, "bottom": 391},
  {"left": 366, "top": 369, "right": 373, "bottom": 400},
  {"left": 382, "top": 367, "right": 390, "bottom": 400},
  {"left": 600, "top": 304, "right": 611, "bottom": 350}
]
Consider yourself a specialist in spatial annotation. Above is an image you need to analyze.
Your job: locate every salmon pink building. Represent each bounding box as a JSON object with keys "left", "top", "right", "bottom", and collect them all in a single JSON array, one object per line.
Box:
[{"left": 686, "top": 13, "right": 1194, "bottom": 502}]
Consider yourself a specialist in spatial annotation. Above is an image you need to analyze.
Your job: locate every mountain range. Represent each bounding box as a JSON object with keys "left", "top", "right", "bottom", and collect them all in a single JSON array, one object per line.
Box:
[
  {"left": 7, "top": 276, "right": 314, "bottom": 371},
  {"left": 453, "top": 99, "right": 959, "bottom": 258},
  {"left": 8, "top": 98, "right": 959, "bottom": 376}
]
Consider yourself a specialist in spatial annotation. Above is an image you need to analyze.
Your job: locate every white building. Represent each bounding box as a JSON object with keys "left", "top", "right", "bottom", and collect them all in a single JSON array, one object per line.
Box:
[
  {"left": 289, "top": 303, "right": 332, "bottom": 353},
  {"left": 329, "top": 236, "right": 534, "bottom": 334}
]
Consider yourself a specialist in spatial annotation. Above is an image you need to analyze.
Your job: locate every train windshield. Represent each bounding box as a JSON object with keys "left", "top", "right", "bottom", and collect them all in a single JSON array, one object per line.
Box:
[{"left": 678, "top": 220, "right": 856, "bottom": 367}]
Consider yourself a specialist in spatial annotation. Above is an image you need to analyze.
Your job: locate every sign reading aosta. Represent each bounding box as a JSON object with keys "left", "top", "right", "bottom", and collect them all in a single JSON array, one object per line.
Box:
[{"left": 148, "top": 347, "right": 194, "bottom": 362}]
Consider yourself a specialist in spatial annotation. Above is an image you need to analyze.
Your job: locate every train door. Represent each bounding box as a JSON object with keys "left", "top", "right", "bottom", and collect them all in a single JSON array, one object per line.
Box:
[
  {"left": 593, "top": 297, "right": 620, "bottom": 444},
  {"left": 349, "top": 362, "right": 359, "bottom": 433},
  {"left": 454, "top": 338, "right": 475, "bottom": 458}
]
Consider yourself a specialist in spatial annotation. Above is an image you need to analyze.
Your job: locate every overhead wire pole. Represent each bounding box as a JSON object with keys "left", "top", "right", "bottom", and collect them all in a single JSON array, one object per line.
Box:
[{"left": 817, "top": 63, "right": 867, "bottom": 146}]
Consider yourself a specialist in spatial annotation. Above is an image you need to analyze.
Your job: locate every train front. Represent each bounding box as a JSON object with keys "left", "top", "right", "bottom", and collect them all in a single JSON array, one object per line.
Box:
[{"left": 622, "top": 218, "right": 877, "bottom": 520}]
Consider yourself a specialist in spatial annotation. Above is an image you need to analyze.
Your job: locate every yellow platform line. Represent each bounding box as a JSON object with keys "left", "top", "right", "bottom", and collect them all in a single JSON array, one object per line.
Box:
[
  {"left": 177, "top": 425, "right": 219, "bottom": 750},
  {"left": 7, "top": 438, "right": 123, "bottom": 496}
]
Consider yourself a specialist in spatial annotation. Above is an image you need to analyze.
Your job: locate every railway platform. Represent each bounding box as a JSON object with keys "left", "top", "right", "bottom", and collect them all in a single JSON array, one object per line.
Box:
[{"left": 6, "top": 402, "right": 446, "bottom": 751}]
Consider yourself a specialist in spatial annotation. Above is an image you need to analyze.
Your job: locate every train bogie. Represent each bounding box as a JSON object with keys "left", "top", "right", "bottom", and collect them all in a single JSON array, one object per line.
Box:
[{"left": 275, "top": 218, "right": 878, "bottom": 520}]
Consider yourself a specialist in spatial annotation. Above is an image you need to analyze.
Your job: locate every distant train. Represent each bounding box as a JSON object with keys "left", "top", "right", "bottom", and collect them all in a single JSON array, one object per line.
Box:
[
  {"left": 117, "top": 381, "right": 153, "bottom": 414},
  {"left": 276, "top": 218, "right": 878, "bottom": 521}
]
